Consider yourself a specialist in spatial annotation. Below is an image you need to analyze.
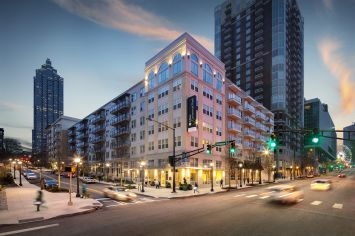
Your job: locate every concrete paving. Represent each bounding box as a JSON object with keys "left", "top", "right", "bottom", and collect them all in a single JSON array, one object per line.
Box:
[{"left": 0, "top": 172, "right": 102, "bottom": 225}]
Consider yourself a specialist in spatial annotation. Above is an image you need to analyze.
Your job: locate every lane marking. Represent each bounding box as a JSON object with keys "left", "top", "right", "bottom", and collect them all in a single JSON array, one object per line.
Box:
[
  {"left": 311, "top": 201, "right": 322, "bottom": 205},
  {"left": 246, "top": 194, "right": 258, "bottom": 198},
  {"left": 261, "top": 191, "right": 275, "bottom": 195},
  {"left": 102, "top": 200, "right": 114, "bottom": 203},
  {"left": 95, "top": 198, "right": 111, "bottom": 201},
  {"left": 333, "top": 203, "right": 343, "bottom": 209},
  {"left": 233, "top": 194, "right": 246, "bottom": 198},
  {"left": 0, "top": 224, "right": 59, "bottom": 236},
  {"left": 260, "top": 196, "right": 270, "bottom": 199},
  {"left": 105, "top": 204, "right": 119, "bottom": 208}
]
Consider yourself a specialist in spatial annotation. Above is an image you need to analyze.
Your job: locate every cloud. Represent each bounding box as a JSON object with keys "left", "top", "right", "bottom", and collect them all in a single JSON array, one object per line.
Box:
[
  {"left": 52, "top": 0, "right": 213, "bottom": 51},
  {"left": 0, "top": 101, "right": 24, "bottom": 111},
  {"left": 322, "top": 0, "right": 333, "bottom": 10},
  {"left": 319, "top": 38, "right": 355, "bottom": 114},
  {"left": 0, "top": 122, "right": 32, "bottom": 130}
]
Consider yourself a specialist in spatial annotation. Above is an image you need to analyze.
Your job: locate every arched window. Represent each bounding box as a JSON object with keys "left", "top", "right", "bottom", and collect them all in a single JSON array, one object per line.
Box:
[
  {"left": 158, "top": 62, "right": 169, "bottom": 84},
  {"left": 203, "top": 63, "right": 213, "bottom": 85},
  {"left": 172, "top": 53, "right": 182, "bottom": 76},
  {"left": 148, "top": 71, "right": 154, "bottom": 89},
  {"left": 190, "top": 54, "right": 199, "bottom": 77},
  {"left": 216, "top": 72, "right": 223, "bottom": 91}
]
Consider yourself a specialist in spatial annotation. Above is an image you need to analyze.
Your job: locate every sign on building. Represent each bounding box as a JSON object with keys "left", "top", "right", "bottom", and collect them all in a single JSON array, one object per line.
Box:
[{"left": 187, "top": 95, "right": 197, "bottom": 132}]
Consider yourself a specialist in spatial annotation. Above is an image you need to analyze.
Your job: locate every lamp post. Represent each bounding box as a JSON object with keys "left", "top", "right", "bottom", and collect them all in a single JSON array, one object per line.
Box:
[
  {"left": 140, "top": 161, "right": 146, "bottom": 192},
  {"left": 147, "top": 117, "right": 176, "bottom": 193},
  {"left": 18, "top": 161, "right": 22, "bottom": 186},
  {"left": 12, "top": 161, "right": 16, "bottom": 179},
  {"left": 105, "top": 163, "right": 111, "bottom": 182},
  {"left": 238, "top": 162, "right": 243, "bottom": 187},
  {"left": 74, "top": 157, "right": 81, "bottom": 197},
  {"left": 210, "top": 162, "right": 214, "bottom": 192},
  {"left": 8, "top": 158, "right": 12, "bottom": 173},
  {"left": 272, "top": 165, "right": 276, "bottom": 182},
  {"left": 290, "top": 165, "right": 293, "bottom": 180}
]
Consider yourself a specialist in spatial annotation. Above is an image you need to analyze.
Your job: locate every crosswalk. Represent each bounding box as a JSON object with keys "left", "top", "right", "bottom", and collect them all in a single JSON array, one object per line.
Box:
[
  {"left": 232, "top": 192, "right": 344, "bottom": 210},
  {"left": 96, "top": 197, "right": 165, "bottom": 208}
]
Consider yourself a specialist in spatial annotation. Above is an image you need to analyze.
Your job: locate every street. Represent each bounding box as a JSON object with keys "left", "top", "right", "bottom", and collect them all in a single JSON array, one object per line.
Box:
[{"left": 1, "top": 169, "right": 354, "bottom": 236}]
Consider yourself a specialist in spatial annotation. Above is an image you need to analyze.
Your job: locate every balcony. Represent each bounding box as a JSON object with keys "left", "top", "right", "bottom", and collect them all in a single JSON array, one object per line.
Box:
[
  {"left": 110, "top": 101, "right": 130, "bottom": 115},
  {"left": 244, "top": 130, "right": 256, "bottom": 139},
  {"left": 77, "top": 141, "right": 85, "bottom": 148},
  {"left": 244, "top": 103, "right": 255, "bottom": 114},
  {"left": 68, "top": 129, "right": 76, "bottom": 136},
  {"left": 255, "top": 111, "right": 266, "bottom": 121},
  {"left": 92, "top": 125, "right": 105, "bottom": 134},
  {"left": 110, "top": 127, "right": 130, "bottom": 138},
  {"left": 243, "top": 141, "right": 254, "bottom": 149},
  {"left": 68, "top": 138, "right": 76, "bottom": 144},
  {"left": 91, "top": 135, "right": 105, "bottom": 144},
  {"left": 227, "top": 123, "right": 242, "bottom": 133},
  {"left": 77, "top": 123, "right": 87, "bottom": 131},
  {"left": 228, "top": 93, "right": 242, "bottom": 106},
  {"left": 110, "top": 114, "right": 130, "bottom": 126},
  {"left": 255, "top": 122, "right": 266, "bottom": 132},
  {"left": 244, "top": 116, "right": 256, "bottom": 126},
  {"left": 77, "top": 132, "right": 88, "bottom": 140},
  {"left": 227, "top": 108, "right": 242, "bottom": 120},
  {"left": 91, "top": 114, "right": 105, "bottom": 125}
]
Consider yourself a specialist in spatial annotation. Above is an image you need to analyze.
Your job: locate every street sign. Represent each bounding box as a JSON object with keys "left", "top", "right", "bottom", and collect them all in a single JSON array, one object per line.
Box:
[{"left": 215, "top": 141, "right": 227, "bottom": 146}]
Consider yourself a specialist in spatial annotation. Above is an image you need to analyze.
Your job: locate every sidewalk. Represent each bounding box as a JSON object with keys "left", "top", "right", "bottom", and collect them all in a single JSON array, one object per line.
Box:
[{"left": 0, "top": 172, "right": 102, "bottom": 225}]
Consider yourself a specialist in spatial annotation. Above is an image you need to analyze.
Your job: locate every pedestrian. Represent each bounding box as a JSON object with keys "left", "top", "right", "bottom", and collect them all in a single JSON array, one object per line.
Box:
[
  {"left": 220, "top": 179, "right": 223, "bottom": 188},
  {"left": 82, "top": 184, "right": 87, "bottom": 198},
  {"left": 158, "top": 180, "right": 160, "bottom": 189},
  {"left": 34, "top": 189, "right": 44, "bottom": 211},
  {"left": 183, "top": 177, "right": 187, "bottom": 185},
  {"left": 193, "top": 182, "right": 199, "bottom": 194}
]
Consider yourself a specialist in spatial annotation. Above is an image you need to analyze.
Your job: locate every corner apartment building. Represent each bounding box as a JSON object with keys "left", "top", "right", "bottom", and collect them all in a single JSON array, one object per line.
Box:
[
  {"left": 215, "top": 0, "right": 304, "bottom": 171},
  {"left": 46, "top": 116, "right": 80, "bottom": 169},
  {"left": 343, "top": 123, "right": 355, "bottom": 165}
]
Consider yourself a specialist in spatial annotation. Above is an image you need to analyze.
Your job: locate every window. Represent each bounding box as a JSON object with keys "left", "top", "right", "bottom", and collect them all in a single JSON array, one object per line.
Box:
[
  {"left": 131, "top": 120, "right": 136, "bottom": 129},
  {"left": 191, "top": 80, "right": 198, "bottom": 92},
  {"left": 173, "top": 79, "right": 182, "bottom": 91},
  {"left": 140, "top": 101, "right": 145, "bottom": 112},
  {"left": 173, "top": 117, "right": 181, "bottom": 128},
  {"left": 216, "top": 73, "right": 223, "bottom": 91},
  {"left": 216, "top": 127, "right": 222, "bottom": 136},
  {"left": 148, "top": 93, "right": 154, "bottom": 103},
  {"left": 173, "top": 97, "right": 182, "bottom": 110},
  {"left": 216, "top": 94, "right": 223, "bottom": 105},
  {"left": 139, "top": 87, "right": 145, "bottom": 97},
  {"left": 190, "top": 158, "right": 198, "bottom": 167},
  {"left": 148, "top": 108, "right": 154, "bottom": 119},
  {"left": 190, "top": 136, "right": 198, "bottom": 147},
  {"left": 173, "top": 53, "right": 182, "bottom": 75},
  {"left": 158, "top": 121, "right": 168, "bottom": 132},
  {"left": 131, "top": 106, "right": 136, "bottom": 116},
  {"left": 158, "top": 103, "right": 168, "bottom": 115},
  {"left": 148, "top": 72, "right": 154, "bottom": 89},
  {"left": 202, "top": 123, "right": 213, "bottom": 133},
  {"left": 158, "top": 62, "right": 169, "bottom": 84},
  {"left": 203, "top": 87, "right": 213, "bottom": 100},
  {"left": 130, "top": 93, "right": 137, "bottom": 102},
  {"left": 158, "top": 86, "right": 169, "bottom": 99},
  {"left": 203, "top": 63, "right": 213, "bottom": 85},
  {"left": 131, "top": 146, "right": 136, "bottom": 155},
  {"left": 190, "top": 54, "right": 199, "bottom": 76},
  {"left": 131, "top": 133, "right": 136, "bottom": 142},
  {"left": 216, "top": 111, "right": 222, "bottom": 120},
  {"left": 203, "top": 104, "right": 213, "bottom": 117},
  {"left": 148, "top": 125, "right": 154, "bottom": 135},
  {"left": 148, "top": 141, "right": 154, "bottom": 151},
  {"left": 158, "top": 139, "right": 169, "bottom": 149},
  {"left": 140, "top": 116, "right": 145, "bottom": 126},
  {"left": 140, "top": 145, "right": 145, "bottom": 154},
  {"left": 140, "top": 130, "right": 145, "bottom": 140},
  {"left": 175, "top": 136, "right": 182, "bottom": 147},
  {"left": 216, "top": 147, "right": 222, "bottom": 152},
  {"left": 216, "top": 161, "right": 222, "bottom": 169}
]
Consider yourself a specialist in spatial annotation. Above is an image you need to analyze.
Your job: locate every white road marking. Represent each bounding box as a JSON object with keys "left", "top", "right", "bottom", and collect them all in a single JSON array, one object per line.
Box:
[
  {"left": 0, "top": 224, "right": 59, "bottom": 236},
  {"left": 105, "top": 204, "right": 119, "bottom": 208},
  {"left": 333, "top": 203, "right": 343, "bottom": 209},
  {"left": 103, "top": 200, "right": 114, "bottom": 203},
  {"left": 95, "top": 198, "right": 111, "bottom": 201},
  {"left": 261, "top": 191, "right": 275, "bottom": 195},
  {"left": 260, "top": 196, "right": 270, "bottom": 199},
  {"left": 246, "top": 194, "right": 258, "bottom": 198},
  {"left": 233, "top": 194, "right": 246, "bottom": 198},
  {"left": 311, "top": 201, "right": 322, "bottom": 205}
]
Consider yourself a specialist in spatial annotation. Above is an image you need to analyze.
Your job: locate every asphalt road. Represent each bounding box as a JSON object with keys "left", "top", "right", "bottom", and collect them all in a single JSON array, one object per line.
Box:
[{"left": 1, "top": 169, "right": 355, "bottom": 236}]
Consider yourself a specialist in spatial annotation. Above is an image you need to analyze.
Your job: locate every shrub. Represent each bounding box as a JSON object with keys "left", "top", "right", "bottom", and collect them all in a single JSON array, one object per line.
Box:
[{"left": 165, "top": 182, "right": 171, "bottom": 188}]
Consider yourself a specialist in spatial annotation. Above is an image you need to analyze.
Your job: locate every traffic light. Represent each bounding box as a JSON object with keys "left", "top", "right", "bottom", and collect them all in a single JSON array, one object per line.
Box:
[
  {"left": 168, "top": 156, "right": 175, "bottom": 166},
  {"left": 206, "top": 145, "right": 212, "bottom": 155},
  {"left": 230, "top": 142, "right": 236, "bottom": 154},
  {"left": 269, "top": 133, "right": 277, "bottom": 150},
  {"left": 311, "top": 128, "right": 320, "bottom": 144}
]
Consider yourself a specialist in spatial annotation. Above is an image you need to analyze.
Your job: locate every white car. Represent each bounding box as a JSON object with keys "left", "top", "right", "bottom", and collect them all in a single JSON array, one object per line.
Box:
[
  {"left": 26, "top": 173, "right": 38, "bottom": 180},
  {"left": 311, "top": 179, "right": 331, "bottom": 191},
  {"left": 268, "top": 185, "right": 304, "bottom": 204},
  {"left": 103, "top": 186, "right": 137, "bottom": 202},
  {"left": 80, "top": 177, "right": 97, "bottom": 184}
]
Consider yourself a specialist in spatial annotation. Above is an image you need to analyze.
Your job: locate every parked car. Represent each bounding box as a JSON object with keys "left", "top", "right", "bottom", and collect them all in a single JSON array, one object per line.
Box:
[
  {"left": 23, "top": 170, "right": 33, "bottom": 177},
  {"left": 44, "top": 179, "right": 59, "bottom": 188},
  {"left": 311, "top": 179, "right": 331, "bottom": 191},
  {"left": 64, "top": 172, "right": 76, "bottom": 178},
  {"left": 103, "top": 186, "right": 137, "bottom": 202},
  {"left": 26, "top": 173, "right": 38, "bottom": 180},
  {"left": 268, "top": 185, "right": 304, "bottom": 204},
  {"left": 80, "top": 177, "right": 97, "bottom": 184},
  {"left": 338, "top": 173, "right": 346, "bottom": 178}
]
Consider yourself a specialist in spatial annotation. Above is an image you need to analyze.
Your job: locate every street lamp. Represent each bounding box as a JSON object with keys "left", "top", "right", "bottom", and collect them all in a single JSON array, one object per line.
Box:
[
  {"left": 290, "top": 165, "right": 293, "bottom": 180},
  {"left": 12, "top": 161, "right": 16, "bottom": 179},
  {"left": 105, "top": 163, "right": 111, "bottom": 182},
  {"left": 272, "top": 165, "right": 276, "bottom": 182},
  {"left": 210, "top": 162, "right": 214, "bottom": 192},
  {"left": 140, "top": 161, "right": 146, "bottom": 192},
  {"left": 147, "top": 117, "right": 176, "bottom": 193},
  {"left": 74, "top": 157, "right": 81, "bottom": 197},
  {"left": 18, "top": 161, "right": 22, "bottom": 186},
  {"left": 238, "top": 162, "right": 243, "bottom": 187}
]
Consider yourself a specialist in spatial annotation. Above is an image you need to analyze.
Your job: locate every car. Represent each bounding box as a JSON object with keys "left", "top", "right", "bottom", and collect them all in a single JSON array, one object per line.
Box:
[
  {"left": 80, "top": 177, "right": 97, "bottom": 184},
  {"left": 103, "top": 186, "right": 137, "bottom": 202},
  {"left": 26, "top": 173, "right": 38, "bottom": 180},
  {"left": 23, "top": 170, "right": 33, "bottom": 177},
  {"left": 338, "top": 173, "right": 346, "bottom": 178},
  {"left": 44, "top": 179, "right": 59, "bottom": 188},
  {"left": 311, "top": 179, "right": 331, "bottom": 191},
  {"left": 267, "top": 185, "right": 304, "bottom": 204},
  {"left": 64, "top": 172, "right": 76, "bottom": 178}
]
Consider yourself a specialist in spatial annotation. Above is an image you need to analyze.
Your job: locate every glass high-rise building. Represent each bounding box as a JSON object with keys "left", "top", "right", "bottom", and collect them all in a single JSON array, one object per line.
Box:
[
  {"left": 215, "top": 0, "right": 304, "bottom": 166},
  {"left": 32, "top": 59, "right": 63, "bottom": 159}
]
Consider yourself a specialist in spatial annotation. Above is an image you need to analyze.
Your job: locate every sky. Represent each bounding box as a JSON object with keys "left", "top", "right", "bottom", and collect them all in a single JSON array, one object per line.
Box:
[{"left": 0, "top": 0, "right": 354, "bottom": 148}]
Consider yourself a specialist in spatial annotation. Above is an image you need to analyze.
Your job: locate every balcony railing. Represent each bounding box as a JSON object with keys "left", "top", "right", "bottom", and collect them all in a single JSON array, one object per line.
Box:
[
  {"left": 244, "top": 103, "right": 256, "bottom": 113},
  {"left": 227, "top": 108, "right": 242, "bottom": 119},
  {"left": 90, "top": 136, "right": 104, "bottom": 144},
  {"left": 256, "top": 111, "right": 266, "bottom": 120},
  {"left": 77, "top": 132, "right": 88, "bottom": 140},
  {"left": 228, "top": 93, "right": 242, "bottom": 105},
  {"left": 244, "top": 116, "right": 256, "bottom": 126},
  {"left": 92, "top": 125, "right": 105, "bottom": 134},
  {"left": 77, "top": 123, "right": 87, "bottom": 131},
  {"left": 110, "top": 101, "right": 130, "bottom": 115},
  {"left": 244, "top": 129, "right": 256, "bottom": 138},
  {"left": 110, "top": 127, "right": 130, "bottom": 138},
  {"left": 110, "top": 114, "right": 130, "bottom": 126},
  {"left": 228, "top": 123, "right": 242, "bottom": 132},
  {"left": 91, "top": 114, "right": 105, "bottom": 125}
]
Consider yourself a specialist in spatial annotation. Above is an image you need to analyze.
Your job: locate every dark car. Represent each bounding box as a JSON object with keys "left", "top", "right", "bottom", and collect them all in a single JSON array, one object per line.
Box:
[{"left": 44, "top": 179, "right": 59, "bottom": 188}]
